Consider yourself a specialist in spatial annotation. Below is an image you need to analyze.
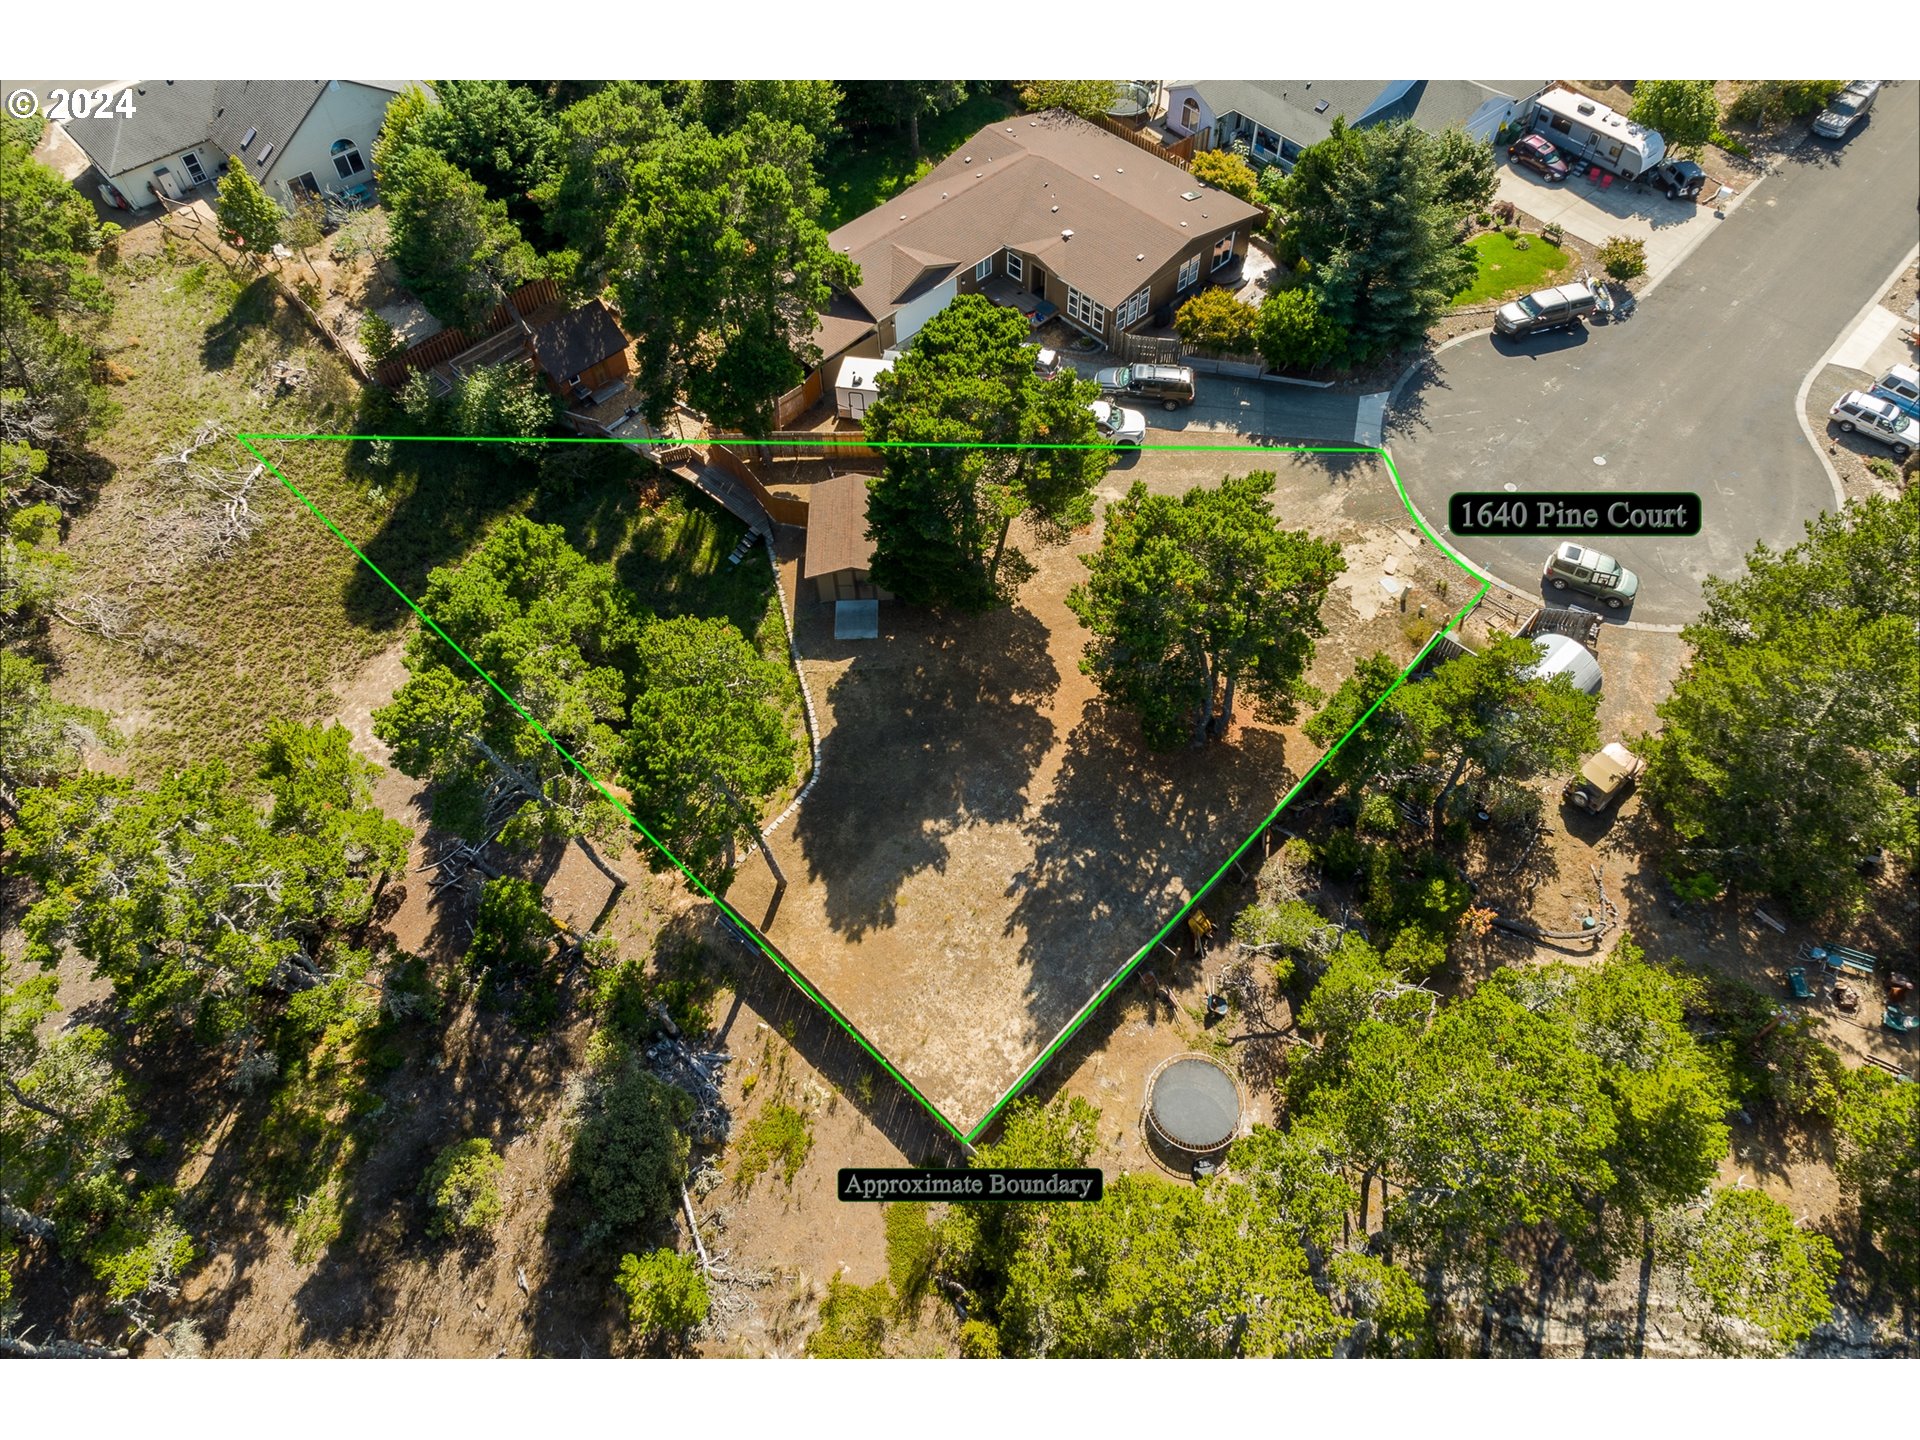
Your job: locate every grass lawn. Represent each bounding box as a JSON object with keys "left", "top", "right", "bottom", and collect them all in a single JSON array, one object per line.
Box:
[
  {"left": 1452, "top": 231, "right": 1574, "bottom": 306},
  {"left": 819, "top": 91, "right": 1017, "bottom": 231}
]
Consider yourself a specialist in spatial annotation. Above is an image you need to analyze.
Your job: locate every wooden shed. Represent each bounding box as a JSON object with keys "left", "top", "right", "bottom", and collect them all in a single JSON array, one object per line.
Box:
[
  {"left": 804, "top": 472, "right": 892, "bottom": 603},
  {"left": 527, "top": 299, "right": 631, "bottom": 401}
]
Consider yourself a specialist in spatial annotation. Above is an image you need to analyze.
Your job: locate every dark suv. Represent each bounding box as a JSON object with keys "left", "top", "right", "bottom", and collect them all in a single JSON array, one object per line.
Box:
[
  {"left": 1645, "top": 159, "right": 1706, "bottom": 200},
  {"left": 1092, "top": 363, "right": 1197, "bottom": 410}
]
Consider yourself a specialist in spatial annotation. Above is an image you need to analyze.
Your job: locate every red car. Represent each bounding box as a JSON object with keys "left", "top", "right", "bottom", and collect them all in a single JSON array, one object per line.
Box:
[{"left": 1508, "top": 134, "right": 1571, "bottom": 181}]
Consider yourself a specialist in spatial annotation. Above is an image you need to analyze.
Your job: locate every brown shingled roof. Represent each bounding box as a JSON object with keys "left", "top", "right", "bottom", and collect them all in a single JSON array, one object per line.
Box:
[
  {"left": 828, "top": 111, "right": 1263, "bottom": 321},
  {"left": 803, "top": 472, "right": 875, "bottom": 580}
]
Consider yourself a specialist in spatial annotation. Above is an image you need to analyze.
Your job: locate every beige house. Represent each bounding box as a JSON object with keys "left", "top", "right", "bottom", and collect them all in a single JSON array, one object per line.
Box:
[
  {"left": 810, "top": 110, "right": 1263, "bottom": 375},
  {"left": 63, "top": 80, "right": 419, "bottom": 214}
]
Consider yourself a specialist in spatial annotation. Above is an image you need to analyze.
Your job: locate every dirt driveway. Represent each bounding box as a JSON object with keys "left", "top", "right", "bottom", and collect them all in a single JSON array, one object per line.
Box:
[{"left": 727, "top": 446, "right": 1473, "bottom": 1131}]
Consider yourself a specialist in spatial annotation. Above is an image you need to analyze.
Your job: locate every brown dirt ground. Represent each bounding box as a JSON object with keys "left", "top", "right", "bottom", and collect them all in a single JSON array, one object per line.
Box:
[{"left": 729, "top": 447, "right": 1474, "bottom": 1132}]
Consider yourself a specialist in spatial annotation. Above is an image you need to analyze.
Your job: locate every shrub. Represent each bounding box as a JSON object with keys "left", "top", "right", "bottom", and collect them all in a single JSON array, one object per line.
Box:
[
  {"left": 1726, "top": 80, "right": 1842, "bottom": 126},
  {"left": 1598, "top": 235, "right": 1648, "bottom": 281},
  {"left": 736, "top": 1102, "right": 813, "bottom": 1191},
  {"left": 616, "top": 1248, "right": 711, "bottom": 1340},
  {"left": 1384, "top": 922, "right": 1448, "bottom": 977},
  {"left": 464, "top": 875, "right": 560, "bottom": 1028},
  {"left": 1500, "top": 225, "right": 1520, "bottom": 241},
  {"left": 1541, "top": 222, "right": 1564, "bottom": 245},
  {"left": 1174, "top": 286, "right": 1258, "bottom": 354},
  {"left": 1865, "top": 457, "right": 1898, "bottom": 482},
  {"left": 293, "top": 277, "right": 323, "bottom": 310},
  {"left": 1356, "top": 792, "right": 1400, "bottom": 837},
  {"left": 1189, "top": 148, "right": 1259, "bottom": 203},
  {"left": 572, "top": 1064, "right": 692, "bottom": 1237},
  {"left": 420, "top": 1138, "right": 505, "bottom": 1238},
  {"left": 806, "top": 1275, "right": 891, "bottom": 1357},
  {"left": 959, "top": 1318, "right": 1003, "bottom": 1358},
  {"left": 1474, "top": 211, "right": 1493, "bottom": 227},
  {"left": 885, "top": 1201, "right": 938, "bottom": 1315},
  {"left": 1316, "top": 829, "right": 1368, "bottom": 881},
  {"left": 1234, "top": 899, "right": 1340, "bottom": 960},
  {"left": 1255, "top": 286, "right": 1350, "bottom": 373},
  {"left": 1512, "top": 236, "right": 1531, "bottom": 252},
  {"left": 1493, "top": 199, "right": 1517, "bottom": 223},
  {"left": 358, "top": 312, "right": 399, "bottom": 361}
]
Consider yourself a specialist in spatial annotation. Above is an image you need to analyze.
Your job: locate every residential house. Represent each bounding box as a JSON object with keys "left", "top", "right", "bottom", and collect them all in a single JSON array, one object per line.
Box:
[
  {"left": 808, "top": 110, "right": 1264, "bottom": 371},
  {"left": 62, "top": 80, "right": 420, "bottom": 213},
  {"left": 1161, "top": 80, "right": 1548, "bottom": 171}
]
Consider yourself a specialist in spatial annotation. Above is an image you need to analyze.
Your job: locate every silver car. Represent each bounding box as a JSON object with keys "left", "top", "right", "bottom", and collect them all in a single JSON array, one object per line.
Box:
[
  {"left": 1089, "top": 399, "right": 1146, "bottom": 447},
  {"left": 1829, "top": 389, "right": 1916, "bottom": 458}
]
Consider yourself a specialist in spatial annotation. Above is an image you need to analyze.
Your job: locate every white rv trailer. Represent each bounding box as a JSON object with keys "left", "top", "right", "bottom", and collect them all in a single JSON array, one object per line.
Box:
[{"left": 1528, "top": 88, "right": 1667, "bottom": 178}]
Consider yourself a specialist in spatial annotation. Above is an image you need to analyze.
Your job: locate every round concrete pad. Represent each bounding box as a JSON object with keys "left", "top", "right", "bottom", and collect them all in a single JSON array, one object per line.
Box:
[{"left": 1148, "top": 1056, "right": 1240, "bottom": 1152}]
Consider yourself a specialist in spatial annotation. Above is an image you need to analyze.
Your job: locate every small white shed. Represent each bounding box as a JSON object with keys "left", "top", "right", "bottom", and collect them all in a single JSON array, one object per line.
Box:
[{"left": 834, "top": 355, "right": 895, "bottom": 421}]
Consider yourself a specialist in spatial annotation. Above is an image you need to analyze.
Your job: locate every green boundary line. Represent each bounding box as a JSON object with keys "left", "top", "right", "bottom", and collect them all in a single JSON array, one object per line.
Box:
[{"left": 237, "top": 431, "right": 1486, "bottom": 1148}]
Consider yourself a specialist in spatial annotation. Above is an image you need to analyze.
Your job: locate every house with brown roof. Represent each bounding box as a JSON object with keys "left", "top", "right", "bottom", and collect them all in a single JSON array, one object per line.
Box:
[{"left": 809, "top": 110, "right": 1264, "bottom": 375}]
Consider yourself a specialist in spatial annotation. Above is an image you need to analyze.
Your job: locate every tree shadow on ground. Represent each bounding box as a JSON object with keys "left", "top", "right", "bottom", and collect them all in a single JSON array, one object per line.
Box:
[
  {"left": 1005, "top": 704, "right": 1296, "bottom": 1047},
  {"left": 199, "top": 275, "right": 280, "bottom": 372},
  {"left": 785, "top": 601, "right": 1060, "bottom": 941}
]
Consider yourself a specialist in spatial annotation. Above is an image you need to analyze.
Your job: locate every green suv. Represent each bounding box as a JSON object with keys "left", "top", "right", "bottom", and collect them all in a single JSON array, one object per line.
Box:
[{"left": 1542, "top": 542, "right": 1640, "bottom": 609}]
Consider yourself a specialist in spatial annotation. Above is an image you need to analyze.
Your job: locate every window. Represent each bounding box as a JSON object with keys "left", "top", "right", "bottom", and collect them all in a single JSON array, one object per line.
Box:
[
  {"left": 974, "top": 254, "right": 993, "bottom": 281},
  {"left": 289, "top": 172, "right": 321, "bottom": 202},
  {"left": 1176, "top": 254, "right": 1200, "bottom": 291},
  {"left": 330, "top": 138, "right": 366, "bottom": 179},
  {"left": 257, "top": 141, "right": 274, "bottom": 162},
  {"left": 240, "top": 126, "right": 257, "bottom": 149},
  {"left": 1065, "top": 286, "right": 1106, "bottom": 334},
  {"left": 1548, "top": 113, "right": 1573, "bottom": 136},
  {"left": 1115, "top": 286, "right": 1150, "bottom": 331},
  {"left": 1181, "top": 97, "right": 1200, "bottom": 132},
  {"left": 181, "top": 152, "right": 207, "bottom": 186},
  {"left": 1004, "top": 251, "right": 1023, "bottom": 283},
  {"left": 1211, "top": 231, "right": 1237, "bottom": 272}
]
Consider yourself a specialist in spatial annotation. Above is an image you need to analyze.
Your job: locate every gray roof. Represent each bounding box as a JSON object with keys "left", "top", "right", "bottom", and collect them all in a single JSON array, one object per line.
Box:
[
  {"left": 1189, "top": 79, "right": 1544, "bottom": 147},
  {"left": 827, "top": 111, "right": 1263, "bottom": 321},
  {"left": 529, "top": 299, "right": 628, "bottom": 381},
  {"left": 63, "top": 79, "right": 409, "bottom": 179},
  {"left": 1189, "top": 80, "right": 1392, "bottom": 148},
  {"left": 62, "top": 79, "right": 220, "bottom": 173}
]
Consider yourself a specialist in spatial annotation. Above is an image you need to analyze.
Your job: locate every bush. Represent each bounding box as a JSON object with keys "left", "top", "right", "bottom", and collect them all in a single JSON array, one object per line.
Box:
[
  {"left": 1493, "top": 199, "right": 1517, "bottom": 223},
  {"left": 572, "top": 1064, "right": 693, "bottom": 1238},
  {"left": 616, "top": 1248, "right": 711, "bottom": 1340},
  {"left": 1316, "top": 829, "right": 1368, "bottom": 881},
  {"left": 735, "top": 1102, "right": 813, "bottom": 1191},
  {"left": 806, "top": 1275, "right": 891, "bottom": 1358},
  {"left": 1174, "top": 286, "right": 1258, "bottom": 354},
  {"left": 1356, "top": 792, "right": 1400, "bottom": 837},
  {"left": 1500, "top": 225, "right": 1520, "bottom": 241},
  {"left": 1726, "top": 80, "right": 1842, "bottom": 126},
  {"left": 1255, "top": 286, "right": 1350, "bottom": 373},
  {"left": 1474, "top": 211, "right": 1493, "bottom": 227},
  {"left": 1512, "top": 236, "right": 1531, "bottom": 252},
  {"left": 959, "top": 1318, "right": 1003, "bottom": 1358},
  {"left": 1383, "top": 922, "right": 1448, "bottom": 978},
  {"left": 420, "top": 1138, "right": 505, "bottom": 1238},
  {"left": 1541, "top": 221, "right": 1564, "bottom": 245},
  {"left": 1598, "top": 235, "right": 1648, "bottom": 281},
  {"left": 1189, "top": 148, "right": 1259, "bottom": 203},
  {"left": 1865, "top": 457, "right": 1898, "bottom": 482},
  {"left": 885, "top": 1201, "right": 938, "bottom": 1314},
  {"left": 1234, "top": 899, "right": 1340, "bottom": 960},
  {"left": 464, "top": 876, "right": 560, "bottom": 1028},
  {"left": 358, "top": 312, "right": 399, "bottom": 361}
]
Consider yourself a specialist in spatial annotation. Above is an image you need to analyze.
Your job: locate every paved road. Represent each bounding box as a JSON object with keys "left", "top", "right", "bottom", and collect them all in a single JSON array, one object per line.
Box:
[{"left": 1386, "top": 81, "right": 1920, "bottom": 628}]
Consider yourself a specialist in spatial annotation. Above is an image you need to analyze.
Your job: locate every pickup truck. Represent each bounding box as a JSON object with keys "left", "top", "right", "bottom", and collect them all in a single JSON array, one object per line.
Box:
[{"left": 1494, "top": 282, "right": 1598, "bottom": 338}]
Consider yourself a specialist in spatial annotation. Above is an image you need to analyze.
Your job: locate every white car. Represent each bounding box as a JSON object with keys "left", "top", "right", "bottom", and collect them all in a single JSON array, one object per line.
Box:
[
  {"left": 1089, "top": 399, "right": 1146, "bottom": 447},
  {"left": 1525, "top": 634, "right": 1603, "bottom": 695},
  {"left": 1829, "top": 390, "right": 1917, "bottom": 458}
]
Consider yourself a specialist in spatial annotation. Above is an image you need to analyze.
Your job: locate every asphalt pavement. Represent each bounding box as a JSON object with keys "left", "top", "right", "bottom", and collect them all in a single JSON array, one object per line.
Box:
[
  {"left": 1383, "top": 81, "right": 1920, "bottom": 628},
  {"left": 1149, "top": 376, "right": 1383, "bottom": 447}
]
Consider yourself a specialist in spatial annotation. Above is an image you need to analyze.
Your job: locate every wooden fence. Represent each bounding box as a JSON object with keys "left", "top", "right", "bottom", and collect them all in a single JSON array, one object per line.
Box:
[
  {"left": 1090, "top": 113, "right": 1195, "bottom": 166},
  {"left": 372, "top": 277, "right": 562, "bottom": 387},
  {"left": 773, "top": 369, "right": 825, "bottom": 427},
  {"left": 706, "top": 444, "right": 812, "bottom": 527}
]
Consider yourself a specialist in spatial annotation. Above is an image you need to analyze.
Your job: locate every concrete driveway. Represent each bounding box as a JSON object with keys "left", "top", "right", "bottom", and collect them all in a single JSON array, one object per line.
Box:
[
  {"left": 1151, "top": 378, "right": 1386, "bottom": 447},
  {"left": 1388, "top": 81, "right": 1920, "bottom": 629},
  {"left": 1496, "top": 163, "right": 1726, "bottom": 282}
]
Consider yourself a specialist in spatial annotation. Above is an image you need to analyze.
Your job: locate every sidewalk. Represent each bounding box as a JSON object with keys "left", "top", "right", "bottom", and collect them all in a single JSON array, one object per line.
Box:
[{"left": 1495, "top": 164, "right": 1735, "bottom": 284}]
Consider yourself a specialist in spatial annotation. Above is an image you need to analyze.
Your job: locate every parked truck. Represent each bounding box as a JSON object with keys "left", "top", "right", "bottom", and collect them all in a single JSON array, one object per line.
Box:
[{"left": 1529, "top": 88, "right": 1666, "bottom": 180}]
